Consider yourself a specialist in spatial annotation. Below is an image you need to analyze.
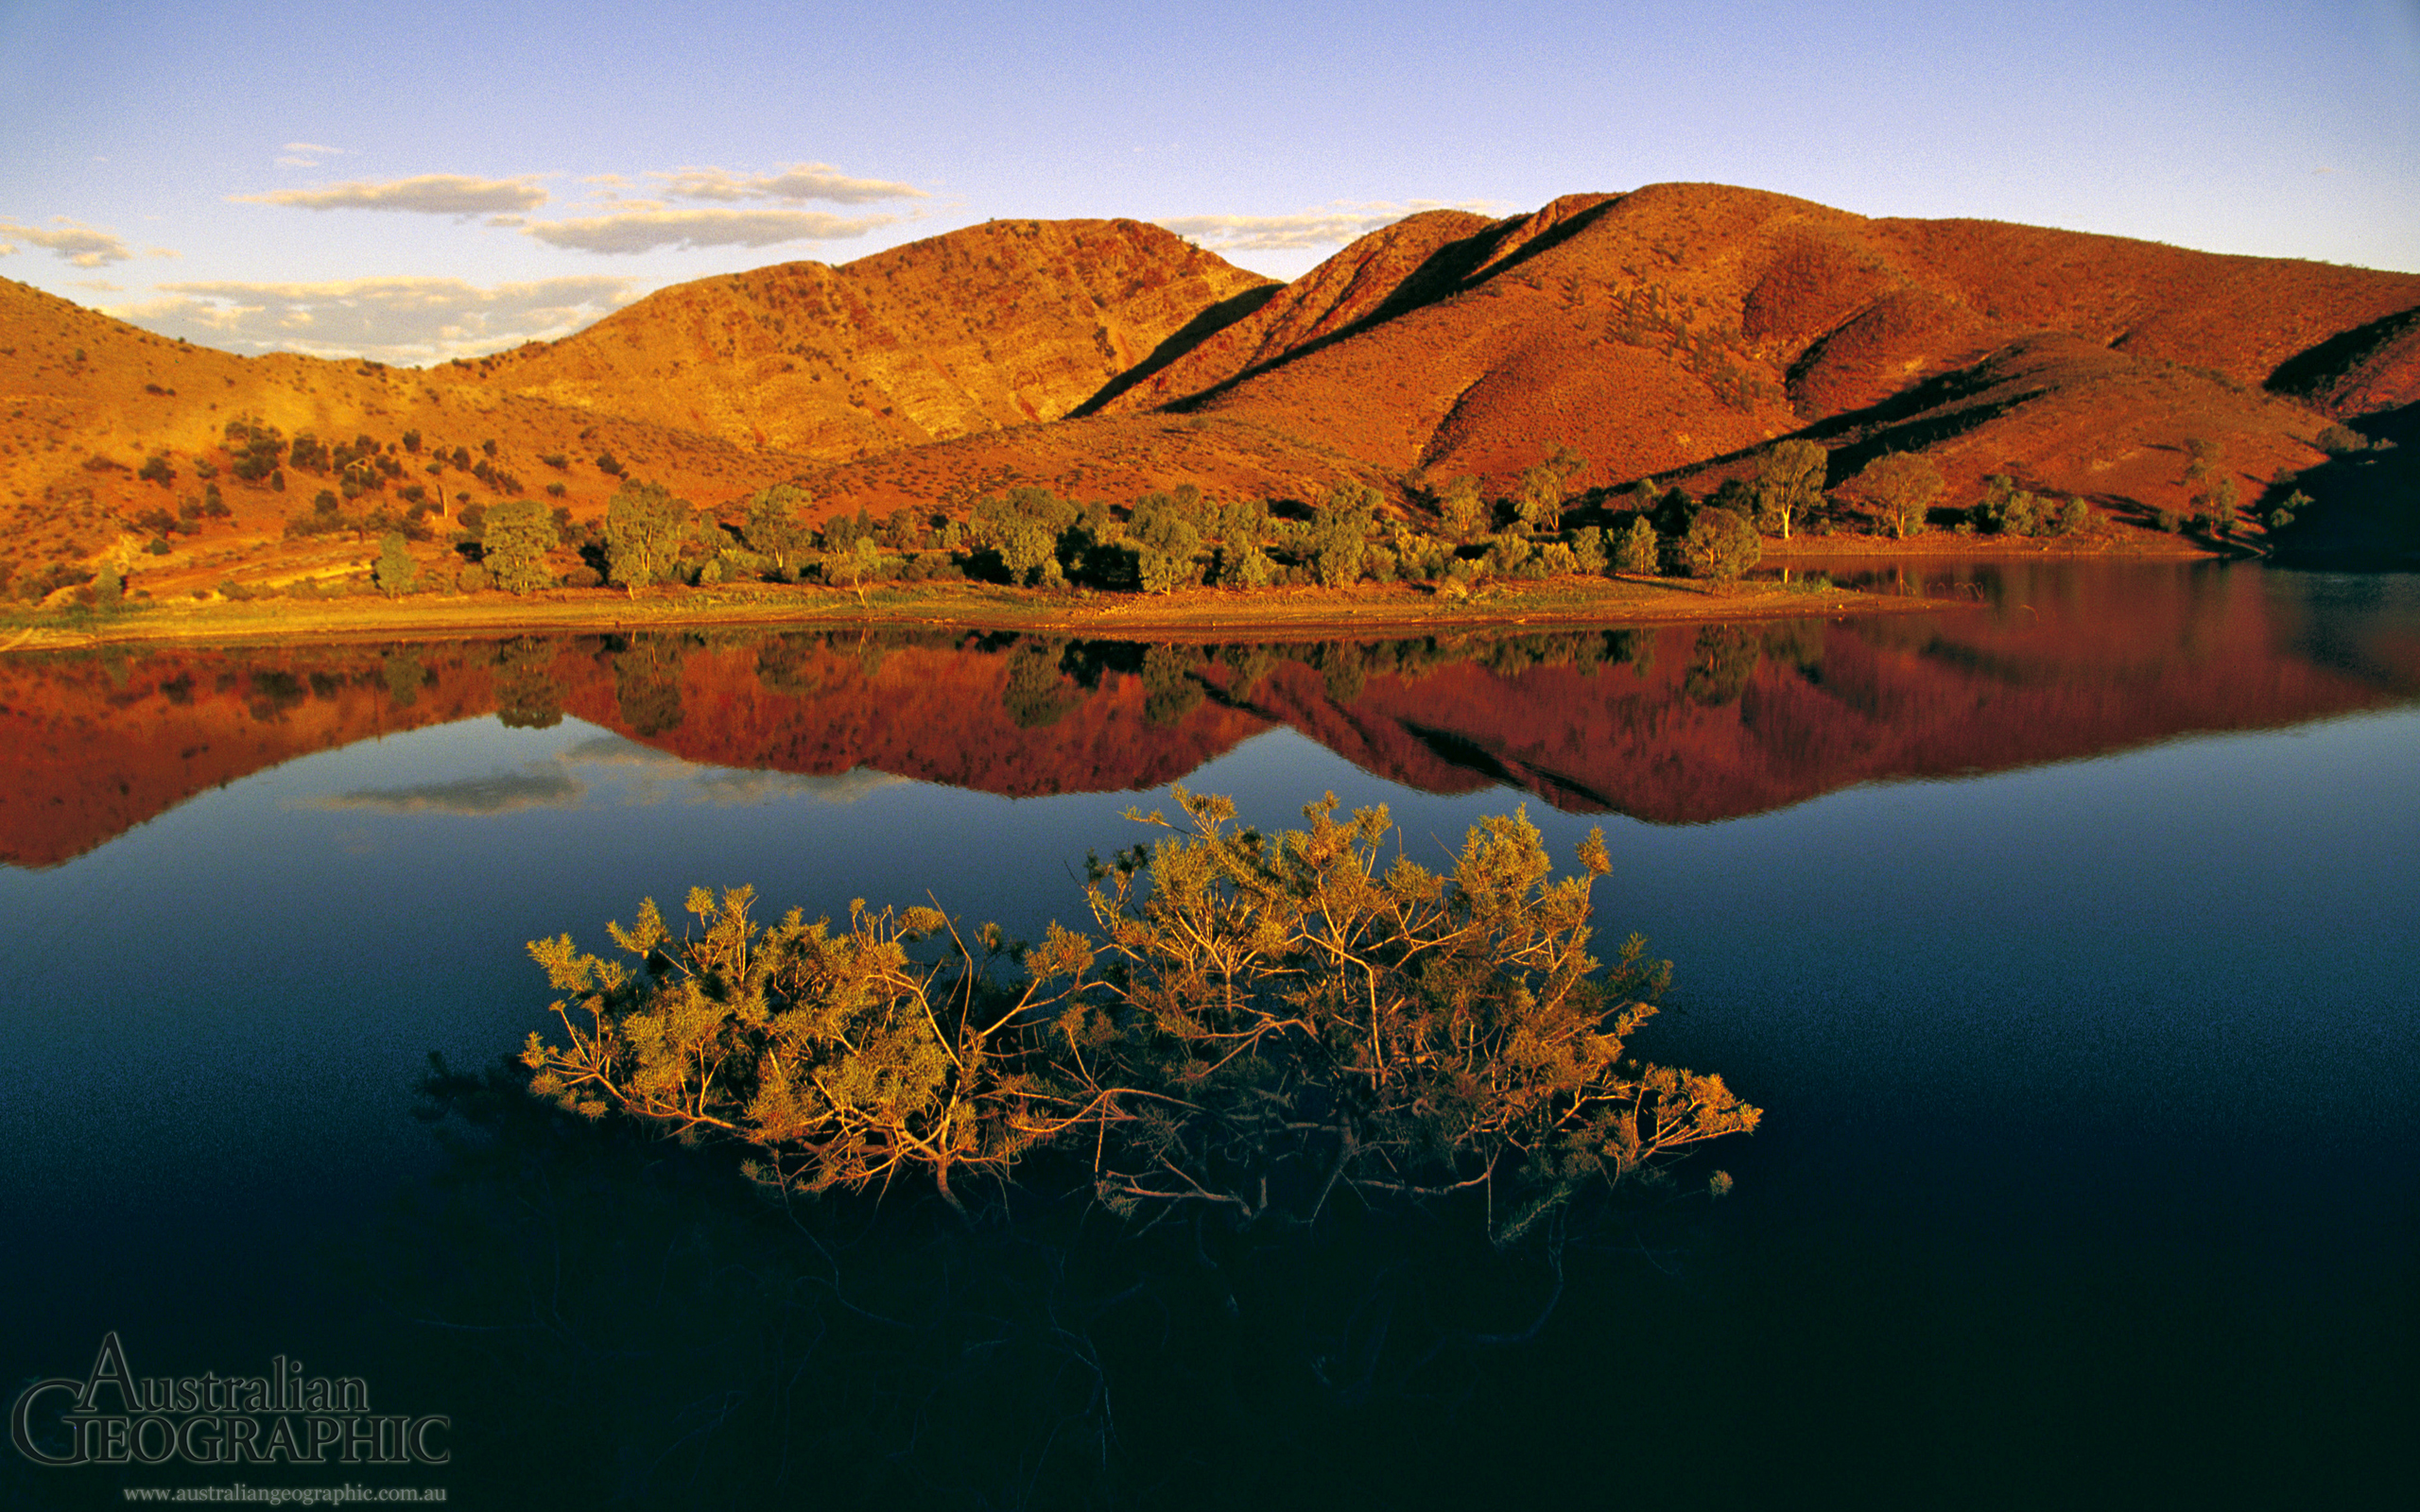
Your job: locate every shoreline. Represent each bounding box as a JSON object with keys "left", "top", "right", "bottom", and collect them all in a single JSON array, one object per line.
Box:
[{"left": 1, "top": 573, "right": 1955, "bottom": 652}]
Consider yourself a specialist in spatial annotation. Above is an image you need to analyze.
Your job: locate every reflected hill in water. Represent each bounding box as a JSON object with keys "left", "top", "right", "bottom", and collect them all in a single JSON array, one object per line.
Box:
[{"left": 4, "top": 563, "right": 2416, "bottom": 867}]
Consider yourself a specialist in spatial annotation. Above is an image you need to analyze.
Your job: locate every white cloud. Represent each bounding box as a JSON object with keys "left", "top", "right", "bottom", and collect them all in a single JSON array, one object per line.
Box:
[
  {"left": 74, "top": 279, "right": 123, "bottom": 292},
  {"left": 1156, "top": 200, "right": 1496, "bottom": 252},
  {"left": 650, "top": 163, "right": 925, "bottom": 205},
  {"left": 526, "top": 207, "right": 894, "bottom": 255},
  {"left": 236, "top": 174, "right": 549, "bottom": 215},
  {"left": 0, "top": 217, "right": 141, "bottom": 267},
  {"left": 105, "top": 275, "right": 638, "bottom": 364}
]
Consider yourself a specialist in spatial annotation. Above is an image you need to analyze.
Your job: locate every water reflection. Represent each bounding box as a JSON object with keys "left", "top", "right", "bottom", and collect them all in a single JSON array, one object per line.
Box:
[
  {"left": 5, "top": 562, "right": 2417, "bottom": 868},
  {"left": 1, "top": 560, "right": 2412, "bottom": 1506},
  {"left": 351, "top": 1060, "right": 1660, "bottom": 1507}
]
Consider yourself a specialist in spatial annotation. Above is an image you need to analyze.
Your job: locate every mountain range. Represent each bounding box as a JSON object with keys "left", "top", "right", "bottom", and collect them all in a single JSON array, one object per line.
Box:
[{"left": 3, "top": 181, "right": 2416, "bottom": 596}]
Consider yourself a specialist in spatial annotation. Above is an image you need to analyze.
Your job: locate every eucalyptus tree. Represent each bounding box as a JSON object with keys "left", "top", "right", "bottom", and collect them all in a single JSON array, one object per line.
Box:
[
  {"left": 603, "top": 481, "right": 695, "bottom": 589},
  {"left": 481, "top": 499, "right": 559, "bottom": 594},
  {"left": 1752, "top": 439, "right": 1828, "bottom": 540}
]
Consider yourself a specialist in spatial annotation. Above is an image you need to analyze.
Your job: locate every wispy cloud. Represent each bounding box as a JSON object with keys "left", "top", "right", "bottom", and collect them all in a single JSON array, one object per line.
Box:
[
  {"left": 277, "top": 141, "right": 349, "bottom": 168},
  {"left": 0, "top": 216, "right": 142, "bottom": 267},
  {"left": 526, "top": 207, "right": 894, "bottom": 256},
  {"left": 649, "top": 163, "right": 925, "bottom": 205},
  {"left": 1156, "top": 200, "right": 1496, "bottom": 252},
  {"left": 236, "top": 174, "right": 548, "bottom": 215},
  {"left": 106, "top": 275, "right": 637, "bottom": 363}
]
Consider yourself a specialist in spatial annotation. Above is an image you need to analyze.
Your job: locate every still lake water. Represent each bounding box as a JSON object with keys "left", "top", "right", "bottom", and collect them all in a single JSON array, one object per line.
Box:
[{"left": 1, "top": 561, "right": 2413, "bottom": 1506}]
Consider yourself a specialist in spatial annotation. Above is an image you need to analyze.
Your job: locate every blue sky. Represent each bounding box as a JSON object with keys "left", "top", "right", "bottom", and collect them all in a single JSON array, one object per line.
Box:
[{"left": 4, "top": 0, "right": 2414, "bottom": 364}]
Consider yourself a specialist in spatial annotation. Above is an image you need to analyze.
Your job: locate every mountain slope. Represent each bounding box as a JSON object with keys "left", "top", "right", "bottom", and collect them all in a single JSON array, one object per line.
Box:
[
  {"left": 9, "top": 184, "right": 2419, "bottom": 592},
  {"left": 786, "top": 184, "right": 2420, "bottom": 528},
  {"left": 459, "top": 219, "right": 1273, "bottom": 456}
]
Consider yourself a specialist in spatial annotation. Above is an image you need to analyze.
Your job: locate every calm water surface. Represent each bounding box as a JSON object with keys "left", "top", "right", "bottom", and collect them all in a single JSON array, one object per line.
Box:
[{"left": 1, "top": 561, "right": 2412, "bottom": 1506}]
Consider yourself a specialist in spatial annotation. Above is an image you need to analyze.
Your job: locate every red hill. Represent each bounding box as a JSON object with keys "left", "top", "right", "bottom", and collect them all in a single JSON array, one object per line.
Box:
[{"left": 6, "top": 185, "right": 2417, "bottom": 593}]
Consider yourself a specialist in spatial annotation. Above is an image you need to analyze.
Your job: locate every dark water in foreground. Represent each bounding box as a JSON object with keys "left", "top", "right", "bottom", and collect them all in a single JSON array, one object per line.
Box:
[{"left": 0, "top": 561, "right": 2413, "bottom": 1507}]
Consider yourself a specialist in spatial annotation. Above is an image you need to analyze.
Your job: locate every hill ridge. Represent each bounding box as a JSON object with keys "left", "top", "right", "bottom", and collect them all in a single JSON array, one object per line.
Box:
[{"left": 7, "top": 183, "right": 2419, "bottom": 597}]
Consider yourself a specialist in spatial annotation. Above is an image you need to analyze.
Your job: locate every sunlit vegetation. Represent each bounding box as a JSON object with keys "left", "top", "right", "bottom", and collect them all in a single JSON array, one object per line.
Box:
[
  {"left": 522, "top": 789, "right": 1757, "bottom": 1235},
  {"left": 1681, "top": 506, "right": 1760, "bottom": 584},
  {"left": 0, "top": 403, "right": 2281, "bottom": 619},
  {"left": 1846, "top": 452, "right": 1945, "bottom": 539}
]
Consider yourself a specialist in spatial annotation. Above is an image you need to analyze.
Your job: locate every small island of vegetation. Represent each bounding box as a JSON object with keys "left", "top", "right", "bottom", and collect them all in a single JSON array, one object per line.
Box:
[{"left": 522, "top": 788, "right": 1758, "bottom": 1234}]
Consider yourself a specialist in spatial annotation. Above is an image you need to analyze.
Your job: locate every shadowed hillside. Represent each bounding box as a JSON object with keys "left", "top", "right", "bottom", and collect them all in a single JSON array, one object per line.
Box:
[{"left": 780, "top": 184, "right": 2418, "bottom": 541}]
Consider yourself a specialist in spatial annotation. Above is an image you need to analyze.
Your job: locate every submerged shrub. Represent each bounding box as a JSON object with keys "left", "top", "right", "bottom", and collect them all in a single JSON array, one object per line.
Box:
[{"left": 523, "top": 791, "right": 1759, "bottom": 1237}]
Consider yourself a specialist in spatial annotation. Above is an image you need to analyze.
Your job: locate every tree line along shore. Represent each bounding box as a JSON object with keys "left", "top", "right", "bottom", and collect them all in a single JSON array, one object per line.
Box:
[{"left": 9, "top": 413, "right": 2278, "bottom": 630}]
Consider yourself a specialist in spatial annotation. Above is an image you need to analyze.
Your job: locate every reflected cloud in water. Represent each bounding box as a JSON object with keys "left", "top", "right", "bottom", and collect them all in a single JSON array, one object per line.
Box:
[
  {"left": 313, "top": 765, "right": 585, "bottom": 816},
  {"left": 305, "top": 724, "right": 907, "bottom": 817}
]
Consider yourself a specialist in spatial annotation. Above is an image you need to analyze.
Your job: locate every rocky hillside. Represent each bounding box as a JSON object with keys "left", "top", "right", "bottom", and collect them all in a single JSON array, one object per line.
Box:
[
  {"left": 791, "top": 184, "right": 2420, "bottom": 535},
  {"left": 457, "top": 218, "right": 1274, "bottom": 456},
  {"left": 6, "top": 184, "right": 2417, "bottom": 596}
]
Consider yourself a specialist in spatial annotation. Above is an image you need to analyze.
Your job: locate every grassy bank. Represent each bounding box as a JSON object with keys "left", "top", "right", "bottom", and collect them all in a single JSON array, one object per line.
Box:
[{"left": 0, "top": 572, "right": 1945, "bottom": 652}]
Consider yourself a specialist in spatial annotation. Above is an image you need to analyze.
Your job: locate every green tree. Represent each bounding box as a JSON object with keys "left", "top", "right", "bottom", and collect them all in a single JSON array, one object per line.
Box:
[
  {"left": 1512, "top": 463, "right": 1565, "bottom": 535},
  {"left": 1681, "top": 507, "right": 1760, "bottom": 585},
  {"left": 742, "top": 485, "right": 815, "bottom": 576},
  {"left": 1311, "top": 482, "right": 1378, "bottom": 586},
  {"left": 1219, "top": 541, "right": 1276, "bottom": 588},
  {"left": 1973, "top": 474, "right": 2045, "bottom": 536},
  {"left": 1437, "top": 476, "right": 1488, "bottom": 542},
  {"left": 374, "top": 533, "right": 419, "bottom": 598},
  {"left": 826, "top": 537, "right": 882, "bottom": 605},
  {"left": 1567, "top": 525, "right": 1607, "bottom": 575},
  {"left": 996, "top": 517, "right": 1063, "bottom": 588},
  {"left": 1851, "top": 452, "right": 1943, "bottom": 540},
  {"left": 1751, "top": 439, "right": 1827, "bottom": 540},
  {"left": 603, "top": 481, "right": 693, "bottom": 591},
  {"left": 482, "top": 499, "right": 558, "bottom": 595},
  {"left": 1129, "top": 505, "right": 1203, "bottom": 594},
  {"left": 1513, "top": 444, "right": 1586, "bottom": 534},
  {"left": 1616, "top": 516, "right": 1660, "bottom": 575}
]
